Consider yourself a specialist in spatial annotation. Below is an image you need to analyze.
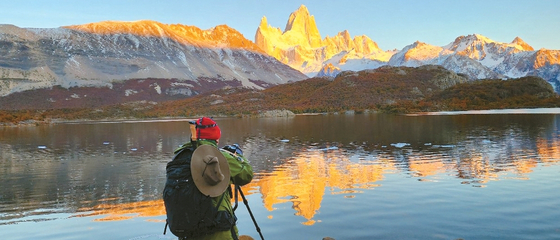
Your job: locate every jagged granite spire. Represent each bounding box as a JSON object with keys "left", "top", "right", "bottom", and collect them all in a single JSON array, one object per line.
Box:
[
  {"left": 284, "top": 5, "right": 322, "bottom": 48},
  {"left": 255, "top": 4, "right": 389, "bottom": 75}
]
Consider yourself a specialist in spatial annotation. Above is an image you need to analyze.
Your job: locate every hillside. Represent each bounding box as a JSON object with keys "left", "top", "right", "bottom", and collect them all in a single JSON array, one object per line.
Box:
[
  {"left": 420, "top": 76, "right": 559, "bottom": 111},
  {"left": 133, "top": 65, "right": 467, "bottom": 116},
  {"left": 5, "top": 65, "right": 559, "bottom": 125}
]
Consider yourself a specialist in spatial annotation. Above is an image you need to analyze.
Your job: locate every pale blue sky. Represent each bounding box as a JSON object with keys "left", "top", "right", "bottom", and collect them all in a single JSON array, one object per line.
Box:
[{"left": 1, "top": 0, "right": 558, "bottom": 51}]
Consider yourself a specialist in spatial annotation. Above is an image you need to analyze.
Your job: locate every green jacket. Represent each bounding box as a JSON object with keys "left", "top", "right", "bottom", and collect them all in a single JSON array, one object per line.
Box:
[{"left": 175, "top": 140, "right": 254, "bottom": 240}]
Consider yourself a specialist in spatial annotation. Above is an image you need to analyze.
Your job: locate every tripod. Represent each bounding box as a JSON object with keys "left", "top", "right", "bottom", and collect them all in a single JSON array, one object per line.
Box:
[{"left": 233, "top": 185, "right": 265, "bottom": 240}]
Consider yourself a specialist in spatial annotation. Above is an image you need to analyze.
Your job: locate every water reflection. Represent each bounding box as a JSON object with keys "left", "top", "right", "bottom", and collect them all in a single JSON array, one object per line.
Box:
[
  {"left": 245, "top": 147, "right": 390, "bottom": 225},
  {"left": 43, "top": 132, "right": 560, "bottom": 228},
  {"left": 72, "top": 199, "right": 165, "bottom": 222},
  {"left": 1, "top": 113, "right": 560, "bottom": 229}
]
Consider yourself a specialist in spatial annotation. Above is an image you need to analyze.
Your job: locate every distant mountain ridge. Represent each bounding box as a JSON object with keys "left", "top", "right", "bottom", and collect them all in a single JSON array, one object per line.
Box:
[
  {"left": 256, "top": 5, "right": 560, "bottom": 92},
  {"left": 0, "top": 21, "right": 307, "bottom": 101}
]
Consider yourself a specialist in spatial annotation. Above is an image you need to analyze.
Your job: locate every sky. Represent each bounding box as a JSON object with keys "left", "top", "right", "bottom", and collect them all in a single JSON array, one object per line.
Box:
[{"left": 1, "top": 0, "right": 559, "bottom": 51}]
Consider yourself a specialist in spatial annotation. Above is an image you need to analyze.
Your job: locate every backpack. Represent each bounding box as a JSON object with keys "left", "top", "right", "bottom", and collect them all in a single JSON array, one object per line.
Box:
[{"left": 163, "top": 143, "right": 236, "bottom": 239}]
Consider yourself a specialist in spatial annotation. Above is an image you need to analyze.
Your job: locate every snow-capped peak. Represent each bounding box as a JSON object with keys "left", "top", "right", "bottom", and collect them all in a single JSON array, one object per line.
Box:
[
  {"left": 511, "top": 36, "right": 534, "bottom": 51},
  {"left": 440, "top": 33, "right": 535, "bottom": 63},
  {"left": 445, "top": 34, "right": 496, "bottom": 52},
  {"left": 388, "top": 41, "right": 445, "bottom": 67}
]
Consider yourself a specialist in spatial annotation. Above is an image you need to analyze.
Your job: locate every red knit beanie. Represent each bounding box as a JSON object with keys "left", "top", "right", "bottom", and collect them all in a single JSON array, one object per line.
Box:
[{"left": 196, "top": 117, "right": 221, "bottom": 140}]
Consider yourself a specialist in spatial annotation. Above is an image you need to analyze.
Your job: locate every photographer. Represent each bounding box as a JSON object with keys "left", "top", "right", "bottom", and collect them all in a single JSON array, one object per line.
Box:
[{"left": 180, "top": 117, "right": 254, "bottom": 240}]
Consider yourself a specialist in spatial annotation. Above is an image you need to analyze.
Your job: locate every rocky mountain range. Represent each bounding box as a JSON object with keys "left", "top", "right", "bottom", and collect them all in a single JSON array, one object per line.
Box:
[
  {"left": 1, "top": 4, "right": 560, "bottom": 111},
  {"left": 255, "top": 5, "right": 394, "bottom": 76},
  {"left": 0, "top": 21, "right": 307, "bottom": 102},
  {"left": 255, "top": 5, "right": 560, "bottom": 92}
]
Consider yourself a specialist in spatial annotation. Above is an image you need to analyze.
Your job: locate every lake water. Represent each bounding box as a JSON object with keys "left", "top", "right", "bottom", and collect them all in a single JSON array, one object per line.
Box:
[{"left": 1, "top": 112, "right": 560, "bottom": 240}]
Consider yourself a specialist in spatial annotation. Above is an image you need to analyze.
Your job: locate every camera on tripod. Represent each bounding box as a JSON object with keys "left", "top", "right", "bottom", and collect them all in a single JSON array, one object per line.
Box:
[{"left": 222, "top": 144, "right": 243, "bottom": 156}]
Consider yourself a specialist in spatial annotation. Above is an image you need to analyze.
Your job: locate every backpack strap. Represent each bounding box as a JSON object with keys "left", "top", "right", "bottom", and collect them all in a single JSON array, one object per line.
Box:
[
  {"left": 224, "top": 189, "right": 239, "bottom": 240},
  {"left": 216, "top": 190, "right": 227, "bottom": 211},
  {"left": 216, "top": 187, "right": 239, "bottom": 240},
  {"left": 173, "top": 141, "right": 196, "bottom": 155},
  {"left": 231, "top": 226, "right": 239, "bottom": 240}
]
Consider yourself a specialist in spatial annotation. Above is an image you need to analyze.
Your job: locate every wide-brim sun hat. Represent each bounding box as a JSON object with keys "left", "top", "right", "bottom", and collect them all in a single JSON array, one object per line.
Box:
[{"left": 191, "top": 145, "right": 230, "bottom": 197}]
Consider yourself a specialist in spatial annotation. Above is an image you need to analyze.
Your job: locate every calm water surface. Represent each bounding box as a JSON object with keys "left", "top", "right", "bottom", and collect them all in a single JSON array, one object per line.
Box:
[{"left": 1, "top": 113, "right": 560, "bottom": 240}]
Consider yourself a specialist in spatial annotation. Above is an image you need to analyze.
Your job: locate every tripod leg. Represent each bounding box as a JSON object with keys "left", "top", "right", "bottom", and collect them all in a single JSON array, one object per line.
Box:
[
  {"left": 237, "top": 185, "right": 265, "bottom": 240},
  {"left": 233, "top": 185, "right": 239, "bottom": 211}
]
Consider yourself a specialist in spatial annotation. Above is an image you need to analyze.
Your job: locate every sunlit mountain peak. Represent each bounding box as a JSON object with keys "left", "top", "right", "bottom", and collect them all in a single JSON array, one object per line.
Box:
[
  {"left": 255, "top": 4, "right": 391, "bottom": 75},
  {"left": 387, "top": 41, "right": 445, "bottom": 67},
  {"left": 404, "top": 41, "right": 444, "bottom": 61},
  {"left": 446, "top": 34, "right": 496, "bottom": 52},
  {"left": 512, "top": 36, "right": 534, "bottom": 51},
  {"left": 472, "top": 33, "right": 494, "bottom": 42},
  {"left": 534, "top": 49, "right": 560, "bottom": 69},
  {"left": 443, "top": 33, "right": 534, "bottom": 62},
  {"left": 283, "top": 4, "right": 322, "bottom": 48}
]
